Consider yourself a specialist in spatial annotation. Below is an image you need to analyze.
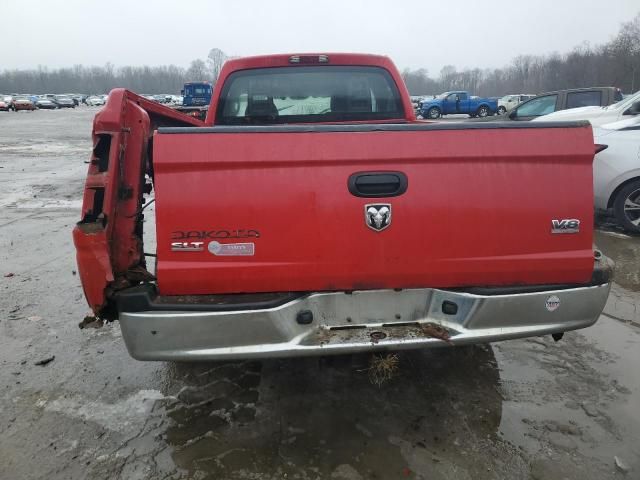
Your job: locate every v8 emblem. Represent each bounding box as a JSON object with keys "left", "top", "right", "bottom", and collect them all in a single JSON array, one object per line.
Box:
[{"left": 551, "top": 219, "right": 580, "bottom": 234}]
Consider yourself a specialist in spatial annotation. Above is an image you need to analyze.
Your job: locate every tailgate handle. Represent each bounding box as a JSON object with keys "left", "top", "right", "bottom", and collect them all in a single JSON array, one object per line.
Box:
[{"left": 348, "top": 172, "right": 408, "bottom": 198}]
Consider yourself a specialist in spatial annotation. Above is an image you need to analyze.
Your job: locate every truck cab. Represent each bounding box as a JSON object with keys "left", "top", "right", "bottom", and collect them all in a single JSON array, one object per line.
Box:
[
  {"left": 508, "top": 87, "right": 625, "bottom": 121},
  {"left": 181, "top": 81, "right": 212, "bottom": 107},
  {"left": 441, "top": 91, "right": 469, "bottom": 115}
]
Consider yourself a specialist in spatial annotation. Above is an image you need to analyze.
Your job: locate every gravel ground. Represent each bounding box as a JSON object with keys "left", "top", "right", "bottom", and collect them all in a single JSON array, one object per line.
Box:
[{"left": 0, "top": 107, "right": 639, "bottom": 480}]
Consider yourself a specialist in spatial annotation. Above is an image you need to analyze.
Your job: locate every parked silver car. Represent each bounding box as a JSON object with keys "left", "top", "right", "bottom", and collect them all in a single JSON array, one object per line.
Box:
[{"left": 53, "top": 95, "right": 75, "bottom": 108}]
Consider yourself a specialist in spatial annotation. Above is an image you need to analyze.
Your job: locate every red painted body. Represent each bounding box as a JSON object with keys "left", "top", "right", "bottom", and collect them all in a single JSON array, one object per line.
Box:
[
  {"left": 73, "top": 54, "right": 596, "bottom": 317},
  {"left": 73, "top": 89, "right": 203, "bottom": 314},
  {"left": 153, "top": 126, "right": 595, "bottom": 296}
]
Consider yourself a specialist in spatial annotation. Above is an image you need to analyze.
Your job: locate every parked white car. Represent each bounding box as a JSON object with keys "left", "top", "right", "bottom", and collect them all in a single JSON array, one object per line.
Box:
[
  {"left": 593, "top": 115, "right": 640, "bottom": 232},
  {"left": 533, "top": 91, "right": 640, "bottom": 126},
  {"left": 497, "top": 94, "right": 535, "bottom": 115}
]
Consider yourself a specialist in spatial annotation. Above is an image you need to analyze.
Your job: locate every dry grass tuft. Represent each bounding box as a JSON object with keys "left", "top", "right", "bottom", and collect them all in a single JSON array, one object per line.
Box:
[{"left": 367, "top": 353, "right": 400, "bottom": 387}]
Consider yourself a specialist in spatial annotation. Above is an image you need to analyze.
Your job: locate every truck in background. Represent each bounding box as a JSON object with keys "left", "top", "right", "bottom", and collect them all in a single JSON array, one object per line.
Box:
[
  {"left": 172, "top": 81, "right": 213, "bottom": 120},
  {"left": 532, "top": 89, "right": 638, "bottom": 126},
  {"left": 418, "top": 91, "right": 498, "bottom": 119},
  {"left": 507, "top": 87, "right": 625, "bottom": 121}
]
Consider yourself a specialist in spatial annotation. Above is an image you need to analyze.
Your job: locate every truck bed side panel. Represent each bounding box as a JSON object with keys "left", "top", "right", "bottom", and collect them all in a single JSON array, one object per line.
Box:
[{"left": 73, "top": 89, "right": 204, "bottom": 315}]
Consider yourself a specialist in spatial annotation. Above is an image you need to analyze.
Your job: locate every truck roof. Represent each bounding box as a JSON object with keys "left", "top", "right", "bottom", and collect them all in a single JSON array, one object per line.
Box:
[
  {"left": 221, "top": 53, "right": 397, "bottom": 71},
  {"left": 537, "top": 86, "right": 620, "bottom": 95}
]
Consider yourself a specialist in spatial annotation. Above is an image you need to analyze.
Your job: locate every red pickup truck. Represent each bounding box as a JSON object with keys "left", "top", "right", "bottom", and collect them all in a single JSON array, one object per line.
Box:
[{"left": 73, "top": 53, "right": 612, "bottom": 361}]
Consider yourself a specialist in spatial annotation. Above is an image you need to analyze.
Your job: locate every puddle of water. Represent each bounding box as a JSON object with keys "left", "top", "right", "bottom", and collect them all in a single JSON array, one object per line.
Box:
[
  {"left": 496, "top": 319, "right": 640, "bottom": 472},
  {"left": 155, "top": 348, "right": 518, "bottom": 479},
  {"left": 583, "top": 318, "right": 640, "bottom": 438}
]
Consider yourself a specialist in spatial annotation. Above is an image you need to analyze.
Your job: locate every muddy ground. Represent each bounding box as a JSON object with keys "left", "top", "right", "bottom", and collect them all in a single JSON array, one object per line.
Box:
[{"left": 0, "top": 108, "right": 639, "bottom": 480}]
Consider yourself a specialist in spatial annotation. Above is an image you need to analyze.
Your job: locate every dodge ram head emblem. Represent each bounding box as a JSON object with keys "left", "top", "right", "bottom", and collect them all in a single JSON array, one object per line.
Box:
[{"left": 365, "top": 204, "right": 392, "bottom": 232}]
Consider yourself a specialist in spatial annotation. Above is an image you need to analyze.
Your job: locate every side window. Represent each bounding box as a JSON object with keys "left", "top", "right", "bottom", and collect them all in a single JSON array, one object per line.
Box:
[
  {"left": 515, "top": 95, "right": 558, "bottom": 117},
  {"left": 614, "top": 89, "right": 623, "bottom": 102},
  {"left": 457, "top": 93, "right": 468, "bottom": 101},
  {"left": 446, "top": 93, "right": 458, "bottom": 102},
  {"left": 566, "top": 91, "right": 602, "bottom": 109}
]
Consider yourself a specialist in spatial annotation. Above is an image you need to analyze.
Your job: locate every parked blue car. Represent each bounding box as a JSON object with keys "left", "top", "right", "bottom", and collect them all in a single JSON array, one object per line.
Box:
[{"left": 418, "top": 91, "right": 498, "bottom": 119}]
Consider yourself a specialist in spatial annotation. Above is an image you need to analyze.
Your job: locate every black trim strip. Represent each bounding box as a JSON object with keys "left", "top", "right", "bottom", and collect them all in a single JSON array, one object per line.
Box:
[
  {"left": 157, "top": 120, "right": 591, "bottom": 135},
  {"left": 116, "top": 285, "right": 305, "bottom": 314},
  {"left": 116, "top": 258, "right": 611, "bottom": 313},
  {"left": 451, "top": 258, "right": 612, "bottom": 296}
]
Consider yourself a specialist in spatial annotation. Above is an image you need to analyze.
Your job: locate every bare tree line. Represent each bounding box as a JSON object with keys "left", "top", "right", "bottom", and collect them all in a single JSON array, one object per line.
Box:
[
  {"left": 2, "top": 14, "right": 639, "bottom": 96},
  {"left": 0, "top": 49, "right": 229, "bottom": 94},
  {"left": 403, "top": 14, "right": 640, "bottom": 96}
]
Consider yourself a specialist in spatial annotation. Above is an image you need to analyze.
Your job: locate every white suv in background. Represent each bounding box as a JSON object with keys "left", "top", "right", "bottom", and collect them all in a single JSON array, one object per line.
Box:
[
  {"left": 533, "top": 91, "right": 640, "bottom": 126},
  {"left": 86, "top": 96, "right": 105, "bottom": 106},
  {"left": 497, "top": 94, "right": 535, "bottom": 115}
]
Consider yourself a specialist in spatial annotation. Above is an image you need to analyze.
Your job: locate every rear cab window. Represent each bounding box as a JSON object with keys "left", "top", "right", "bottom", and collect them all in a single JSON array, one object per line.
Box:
[
  {"left": 215, "top": 66, "right": 404, "bottom": 125},
  {"left": 566, "top": 91, "right": 602, "bottom": 108}
]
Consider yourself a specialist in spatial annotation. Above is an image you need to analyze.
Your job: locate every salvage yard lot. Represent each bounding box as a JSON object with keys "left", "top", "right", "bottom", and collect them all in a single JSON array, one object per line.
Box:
[{"left": 1, "top": 108, "right": 639, "bottom": 479}]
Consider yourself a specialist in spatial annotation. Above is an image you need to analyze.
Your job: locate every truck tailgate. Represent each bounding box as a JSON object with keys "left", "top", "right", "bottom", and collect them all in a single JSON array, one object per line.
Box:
[{"left": 153, "top": 123, "right": 595, "bottom": 296}]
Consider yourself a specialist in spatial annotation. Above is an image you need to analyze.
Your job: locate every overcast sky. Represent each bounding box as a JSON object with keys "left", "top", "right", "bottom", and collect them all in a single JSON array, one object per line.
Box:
[{"left": 1, "top": 0, "right": 638, "bottom": 73}]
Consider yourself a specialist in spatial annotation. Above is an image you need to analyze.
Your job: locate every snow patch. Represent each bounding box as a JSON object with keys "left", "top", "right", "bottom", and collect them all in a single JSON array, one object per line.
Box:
[{"left": 44, "top": 390, "right": 168, "bottom": 434}]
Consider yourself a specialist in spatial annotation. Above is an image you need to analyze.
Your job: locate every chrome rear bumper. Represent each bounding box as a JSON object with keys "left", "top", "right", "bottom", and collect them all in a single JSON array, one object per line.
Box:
[{"left": 119, "top": 281, "right": 611, "bottom": 361}]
